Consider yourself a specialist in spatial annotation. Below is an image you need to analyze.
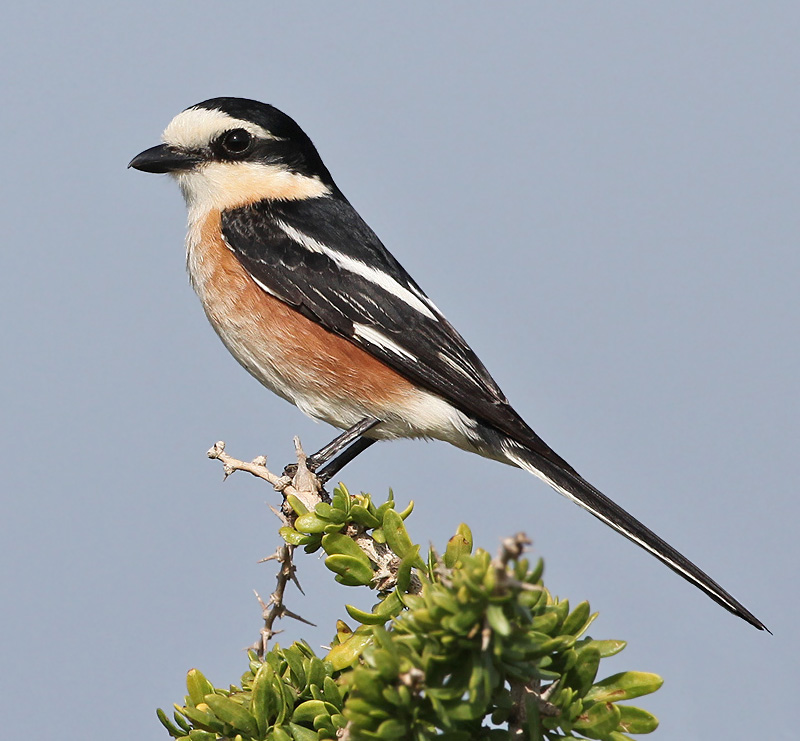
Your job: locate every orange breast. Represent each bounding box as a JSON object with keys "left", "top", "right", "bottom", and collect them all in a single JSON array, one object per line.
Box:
[{"left": 185, "top": 209, "right": 421, "bottom": 427}]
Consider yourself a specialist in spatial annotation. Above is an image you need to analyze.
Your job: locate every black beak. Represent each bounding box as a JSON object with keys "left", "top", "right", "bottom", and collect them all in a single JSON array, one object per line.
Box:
[{"left": 128, "top": 144, "right": 200, "bottom": 174}]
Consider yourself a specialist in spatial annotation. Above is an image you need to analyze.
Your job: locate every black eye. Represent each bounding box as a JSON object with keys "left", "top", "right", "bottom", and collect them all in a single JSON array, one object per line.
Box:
[{"left": 220, "top": 128, "right": 253, "bottom": 156}]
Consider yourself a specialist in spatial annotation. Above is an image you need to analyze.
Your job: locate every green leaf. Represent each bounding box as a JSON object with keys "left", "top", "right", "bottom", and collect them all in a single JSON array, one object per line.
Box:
[
  {"left": 330, "top": 484, "right": 351, "bottom": 512},
  {"left": 306, "top": 657, "right": 327, "bottom": 691},
  {"left": 585, "top": 672, "right": 664, "bottom": 703},
  {"left": 283, "top": 646, "right": 307, "bottom": 686},
  {"left": 327, "top": 631, "right": 373, "bottom": 670},
  {"left": 270, "top": 726, "right": 292, "bottom": 741},
  {"left": 289, "top": 721, "right": 321, "bottom": 740},
  {"left": 294, "top": 513, "right": 331, "bottom": 534},
  {"left": 350, "top": 504, "right": 381, "bottom": 528},
  {"left": 315, "top": 502, "right": 347, "bottom": 525},
  {"left": 530, "top": 610, "right": 563, "bottom": 636},
  {"left": 203, "top": 694, "right": 259, "bottom": 737},
  {"left": 313, "top": 501, "right": 334, "bottom": 518},
  {"left": 251, "top": 663, "right": 275, "bottom": 734},
  {"left": 570, "top": 646, "right": 601, "bottom": 697},
  {"left": 560, "top": 601, "right": 593, "bottom": 636},
  {"left": 394, "top": 547, "right": 418, "bottom": 593},
  {"left": 375, "top": 718, "right": 409, "bottom": 738},
  {"left": 326, "top": 554, "right": 375, "bottom": 586},
  {"left": 322, "top": 534, "right": 374, "bottom": 585},
  {"left": 583, "top": 639, "right": 627, "bottom": 658},
  {"left": 323, "top": 676, "right": 343, "bottom": 709},
  {"left": 529, "top": 557, "right": 544, "bottom": 584},
  {"left": 617, "top": 704, "right": 660, "bottom": 734},
  {"left": 486, "top": 604, "right": 511, "bottom": 636},
  {"left": 346, "top": 591, "right": 404, "bottom": 625},
  {"left": 573, "top": 700, "right": 622, "bottom": 737},
  {"left": 186, "top": 669, "right": 215, "bottom": 707},
  {"left": 156, "top": 707, "right": 187, "bottom": 737},
  {"left": 396, "top": 499, "right": 415, "bottom": 520},
  {"left": 381, "top": 509, "right": 414, "bottom": 560},
  {"left": 375, "top": 499, "right": 396, "bottom": 522},
  {"left": 285, "top": 493, "right": 309, "bottom": 515},
  {"left": 322, "top": 533, "right": 371, "bottom": 560},
  {"left": 279, "top": 526, "right": 314, "bottom": 546},
  {"left": 547, "top": 599, "right": 570, "bottom": 632},
  {"left": 444, "top": 525, "right": 472, "bottom": 568},
  {"left": 186, "top": 731, "right": 216, "bottom": 741},
  {"left": 292, "top": 699, "right": 337, "bottom": 724},
  {"left": 172, "top": 711, "right": 193, "bottom": 734},
  {"left": 180, "top": 704, "right": 223, "bottom": 734}
]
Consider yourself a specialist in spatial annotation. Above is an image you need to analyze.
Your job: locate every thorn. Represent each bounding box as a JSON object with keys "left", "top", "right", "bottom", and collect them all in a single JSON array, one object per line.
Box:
[
  {"left": 254, "top": 589, "right": 268, "bottom": 610},
  {"left": 290, "top": 570, "right": 305, "bottom": 595},
  {"left": 283, "top": 608, "right": 316, "bottom": 627}
]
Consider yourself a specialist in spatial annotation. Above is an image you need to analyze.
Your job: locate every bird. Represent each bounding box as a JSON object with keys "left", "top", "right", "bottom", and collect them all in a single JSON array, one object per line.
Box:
[{"left": 129, "top": 97, "right": 766, "bottom": 631}]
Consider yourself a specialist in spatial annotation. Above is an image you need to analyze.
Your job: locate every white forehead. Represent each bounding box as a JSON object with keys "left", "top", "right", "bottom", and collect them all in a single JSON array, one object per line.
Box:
[{"left": 162, "top": 107, "right": 279, "bottom": 150}]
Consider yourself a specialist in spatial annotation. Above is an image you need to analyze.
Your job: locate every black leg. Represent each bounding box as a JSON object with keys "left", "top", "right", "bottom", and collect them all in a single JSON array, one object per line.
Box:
[
  {"left": 316, "top": 437, "right": 378, "bottom": 484},
  {"left": 307, "top": 417, "right": 381, "bottom": 469},
  {"left": 283, "top": 417, "right": 381, "bottom": 480}
]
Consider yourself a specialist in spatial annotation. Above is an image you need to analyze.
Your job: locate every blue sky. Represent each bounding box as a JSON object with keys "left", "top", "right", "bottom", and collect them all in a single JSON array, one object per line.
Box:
[{"left": 1, "top": 4, "right": 797, "bottom": 739}]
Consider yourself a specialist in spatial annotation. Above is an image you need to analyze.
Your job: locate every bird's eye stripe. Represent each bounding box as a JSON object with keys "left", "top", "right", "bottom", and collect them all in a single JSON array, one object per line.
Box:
[
  {"left": 275, "top": 221, "right": 439, "bottom": 322},
  {"left": 162, "top": 108, "right": 283, "bottom": 151}
]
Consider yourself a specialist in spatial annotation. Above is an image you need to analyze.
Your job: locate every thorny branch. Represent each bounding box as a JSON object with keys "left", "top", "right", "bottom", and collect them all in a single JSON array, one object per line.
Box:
[
  {"left": 252, "top": 545, "right": 315, "bottom": 657},
  {"left": 207, "top": 438, "right": 323, "bottom": 515},
  {"left": 207, "top": 436, "right": 418, "bottom": 657},
  {"left": 207, "top": 438, "right": 325, "bottom": 657}
]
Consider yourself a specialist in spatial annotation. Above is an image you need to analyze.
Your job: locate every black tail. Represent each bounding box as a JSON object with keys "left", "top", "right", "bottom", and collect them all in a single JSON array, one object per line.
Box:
[{"left": 500, "top": 438, "right": 768, "bottom": 631}]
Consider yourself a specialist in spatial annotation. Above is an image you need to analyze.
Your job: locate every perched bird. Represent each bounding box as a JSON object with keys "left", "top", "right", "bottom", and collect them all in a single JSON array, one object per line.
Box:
[{"left": 130, "top": 97, "right": 766, "bottom": 630}]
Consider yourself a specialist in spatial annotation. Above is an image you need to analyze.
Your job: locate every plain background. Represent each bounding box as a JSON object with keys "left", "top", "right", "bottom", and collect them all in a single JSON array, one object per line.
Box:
[{"left": 2, "top": 3, "right": 797, "bottom": 739}]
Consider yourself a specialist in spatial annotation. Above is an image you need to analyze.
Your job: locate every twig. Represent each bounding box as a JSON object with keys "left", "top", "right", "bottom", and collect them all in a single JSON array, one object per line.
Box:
[
  {"left": 252, "top": 544, "right": 315, "bottom": 658},
  {"left": 209, "top": 438, "right": 326, "bottom": 654},
  {"left": 207, "top": 441, "right": 291, "bottom": 489},
  {"left": 207, "top": 439, "right": 324, "bottom": 513}
]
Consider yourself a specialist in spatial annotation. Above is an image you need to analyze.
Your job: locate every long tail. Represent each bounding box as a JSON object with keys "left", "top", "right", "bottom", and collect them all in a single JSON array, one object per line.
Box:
[{"left": 497, "top": 436, "right": 767, "bottom": 631}]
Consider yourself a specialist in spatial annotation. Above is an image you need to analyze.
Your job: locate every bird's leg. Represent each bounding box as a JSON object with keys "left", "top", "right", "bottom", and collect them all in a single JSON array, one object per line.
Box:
[
  {"left": 283, "top": 417, "right": 381, "bottom": 479},
  {"left": 316, "top": 436, "right": 377, "bottom": 484},
  {"left": 309, "top": 417, "right": 381, "bottom": 469}
]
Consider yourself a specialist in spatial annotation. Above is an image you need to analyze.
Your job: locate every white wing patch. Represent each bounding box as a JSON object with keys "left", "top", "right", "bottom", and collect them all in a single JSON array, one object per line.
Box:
[
  {"left": 250, "top": 274, "right": 284, "bottom": 300},
  {"left": 276, "top": 221, "right": 439, "bottom": 322},
  {"left": 438, "top": 351, "right": 480, "bottom": 383},
  {"left": 353, "top": 324, "right": 417, "bottom": 361}
]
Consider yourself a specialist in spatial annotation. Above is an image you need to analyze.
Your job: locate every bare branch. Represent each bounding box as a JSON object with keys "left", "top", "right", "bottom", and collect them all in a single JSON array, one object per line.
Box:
[
  {"left": 208, "top": 436, "right": 420, "bottom": 650},
  {"left": 208, "top": 441, "right": 289, "bottom": 488},
  {"left": 208, "top": 439, "right": 328, "bottom": 655},
  {"left": 251, "top": 544, "right": 316, "bottom": 658}
]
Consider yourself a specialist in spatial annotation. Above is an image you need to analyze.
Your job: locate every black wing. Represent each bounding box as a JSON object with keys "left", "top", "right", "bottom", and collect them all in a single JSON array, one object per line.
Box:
[{"left": 221, "top": 195, "right": 573, "bottom": 469}]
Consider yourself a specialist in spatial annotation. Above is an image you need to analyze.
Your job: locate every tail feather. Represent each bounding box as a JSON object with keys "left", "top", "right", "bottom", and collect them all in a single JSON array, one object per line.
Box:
[{"left": 501, "top": 438, "right": 768, "bottom": 631}]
